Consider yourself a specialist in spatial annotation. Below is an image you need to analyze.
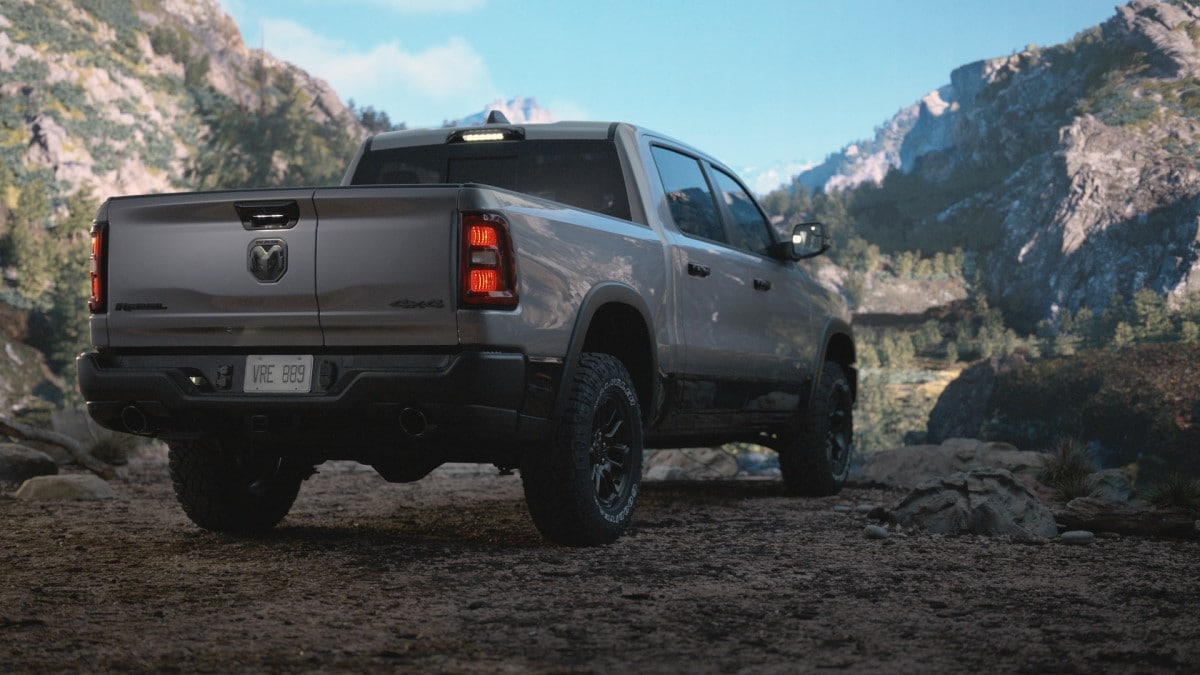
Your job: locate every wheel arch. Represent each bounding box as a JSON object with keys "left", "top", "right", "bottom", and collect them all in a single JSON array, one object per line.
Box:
[
  {"left": 812, "top": 317, "right": 857, "bottom": 404},
  {"left": 556, "top": 283, "right": 658, "bottom": 423}
]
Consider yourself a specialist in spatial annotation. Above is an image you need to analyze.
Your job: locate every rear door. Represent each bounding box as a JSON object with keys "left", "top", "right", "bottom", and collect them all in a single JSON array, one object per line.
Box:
[
  {"left": 103, "top": 190, "right": 322, "bottom": 348},
  {"left": 312, "top": 186, "right": 461, "bottom": 347}
]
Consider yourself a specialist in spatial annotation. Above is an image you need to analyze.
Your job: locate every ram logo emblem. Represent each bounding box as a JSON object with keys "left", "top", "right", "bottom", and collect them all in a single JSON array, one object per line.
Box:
[{"left": 248, "top": 238, "right": 288, "bottom": 283}]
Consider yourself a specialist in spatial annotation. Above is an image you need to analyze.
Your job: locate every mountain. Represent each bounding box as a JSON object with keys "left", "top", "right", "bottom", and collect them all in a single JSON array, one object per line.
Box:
[
  {"left": 0, "top": 0, "right": 363, "bottom": 201},
  {"left": 453, "top": 96, "right": 557, "bottom": 126},
  {"left": 789, "top": 0, "right": 1200, "bottom": 326}
]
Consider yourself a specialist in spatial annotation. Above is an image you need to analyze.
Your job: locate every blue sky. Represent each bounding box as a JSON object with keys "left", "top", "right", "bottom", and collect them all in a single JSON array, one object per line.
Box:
[{"left": 219, "top": 0, "right": 1119, "bottom": 191}]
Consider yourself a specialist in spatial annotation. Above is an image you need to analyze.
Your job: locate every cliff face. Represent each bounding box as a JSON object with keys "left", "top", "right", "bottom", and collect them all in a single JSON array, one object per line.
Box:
[
  {"left": 798, "top": 0, "right": 1200, "bottom": 322},
  {"left": 987, "top": 0, "right": 1200, "bottom": 319},
  {"left": 0, "top": 0, "right": 362, "bottom": 200}
]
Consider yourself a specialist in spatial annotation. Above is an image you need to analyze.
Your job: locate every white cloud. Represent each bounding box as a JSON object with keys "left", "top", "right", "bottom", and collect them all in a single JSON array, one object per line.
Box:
[
  {"left": 744, "top": 161, "right": 814, "bottom": 195},
  {"left": 261, "top": 18, "right": 497, "bottom": 118}
]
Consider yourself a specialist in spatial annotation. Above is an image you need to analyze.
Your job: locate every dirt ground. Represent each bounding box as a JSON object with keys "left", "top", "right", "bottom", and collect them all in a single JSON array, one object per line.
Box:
[{"left": 2, "top": 456, "right": 1198, "bottom": 673}]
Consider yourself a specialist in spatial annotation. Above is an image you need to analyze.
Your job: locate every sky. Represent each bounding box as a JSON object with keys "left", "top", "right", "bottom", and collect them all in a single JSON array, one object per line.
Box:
[{"left": 218, "top": 0, "right": 1120, "bottom": 192}]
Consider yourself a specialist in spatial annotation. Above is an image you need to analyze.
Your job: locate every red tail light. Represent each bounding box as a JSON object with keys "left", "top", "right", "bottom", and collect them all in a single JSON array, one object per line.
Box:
[
  {"left": 88, "top": 222, "right": 107, "bottom": 313},
  {"left": 460, "top": 213, "right": 517, "bottom": 308}
]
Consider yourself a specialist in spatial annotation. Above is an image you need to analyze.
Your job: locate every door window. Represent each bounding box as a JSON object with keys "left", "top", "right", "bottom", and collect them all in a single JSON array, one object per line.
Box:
[
  {"left": 650, "top": 146, "right": 725, "bottom": 243},
  {"left": 712, "top": 168, "right": 773, "bottom": 256}
]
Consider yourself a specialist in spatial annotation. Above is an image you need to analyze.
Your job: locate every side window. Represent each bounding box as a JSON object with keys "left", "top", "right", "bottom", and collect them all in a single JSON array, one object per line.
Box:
[
  {"left": 650, "top": 146, "right": 725, "bottom": 243},
  {"left": 712, "top": 168, "right": 773, "bottom": 256}
]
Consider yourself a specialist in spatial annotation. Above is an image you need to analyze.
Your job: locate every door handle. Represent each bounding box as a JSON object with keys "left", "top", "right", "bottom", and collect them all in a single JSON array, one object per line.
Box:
[
  {"left": 687, "top": 262, "right": 711, "bottom": 278},
  {"left": 235, "top": 200, "right": 300, "bottom": 230},
  {"left": 753, "top": 278, "right": 772, "bottom": 291}
]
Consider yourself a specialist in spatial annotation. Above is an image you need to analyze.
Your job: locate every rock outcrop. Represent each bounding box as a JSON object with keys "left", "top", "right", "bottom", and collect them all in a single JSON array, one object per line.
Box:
[
  {"left": 850, "top": 437, "right": 1044, "bottom": 492},
  {"left": 924, "top": 355, "right": 1028, "bottom": 444},
  {"left": 797, "top": 0, "right": 1200, "bottom": 321},
  {"left": 0, "top": 0, "right": 363, "bottom": 200}
]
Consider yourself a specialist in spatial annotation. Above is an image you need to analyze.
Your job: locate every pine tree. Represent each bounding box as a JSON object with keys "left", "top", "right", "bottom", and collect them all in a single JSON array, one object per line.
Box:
[
  {"left": 1130, "top": 287, "right": 1171, "bottom": 342},
  {"left": 44, "top": 188, "right": 96, "bottom": 374},
  {"left": 8, "top": 179, "right": 54, "bottom": 305}
]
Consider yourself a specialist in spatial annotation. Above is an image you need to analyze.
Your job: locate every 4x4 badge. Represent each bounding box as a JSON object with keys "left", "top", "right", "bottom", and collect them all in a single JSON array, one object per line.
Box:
[{"left": 248, "top": 238, "right": 287, "bottom": 283}]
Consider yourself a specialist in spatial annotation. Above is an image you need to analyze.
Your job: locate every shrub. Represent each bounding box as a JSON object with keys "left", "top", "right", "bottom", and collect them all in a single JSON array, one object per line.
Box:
[
  {"left": 1145, "top": 473, "right": 1200, "bottom": 511},
  {"left": 1038, "top": 437, "right": 1096, "bottom": 501},
  {"left": 88, "top": 433, "right": 142, "bottom": 467}
]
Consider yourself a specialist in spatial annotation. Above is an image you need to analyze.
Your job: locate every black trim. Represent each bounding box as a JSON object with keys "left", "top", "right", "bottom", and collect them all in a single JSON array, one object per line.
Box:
[
  {"left": 77, "top": 350, "right": 540, "bottom": 462},
  {"left": 812, "top": 318, "right": 857, "bottom": 404},
  {"left": 555, "top": 283, "right": 658, "bottom": 423}
]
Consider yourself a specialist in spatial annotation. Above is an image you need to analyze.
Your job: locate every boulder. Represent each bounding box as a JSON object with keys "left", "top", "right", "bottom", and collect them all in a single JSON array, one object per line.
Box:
[
  {"left": 884, "top": 469, "right": 1059, "bottom": 540},
  {"left": 1089, "top": 468, "right": 1136, "bottom": 503},
  {"left": 0, "top": 443, "right": 58, "bottom": 484},
  {"left": 14, "top": 474, "right": 115, "bottom": 501},
  {"left": 850, "top": 438, "right": 1046, "bottom": 492},
  {"left": 925, "top": 355, "right": 1027, "bottom": 444},
  {"left": 644, "top": 448, "right": 739, "bottom": 480}
]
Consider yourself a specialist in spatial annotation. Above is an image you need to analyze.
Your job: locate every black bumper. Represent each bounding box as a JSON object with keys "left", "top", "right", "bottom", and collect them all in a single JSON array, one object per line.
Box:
[{"left": 77, "top": 350, "right": 555, "bottom": 458}]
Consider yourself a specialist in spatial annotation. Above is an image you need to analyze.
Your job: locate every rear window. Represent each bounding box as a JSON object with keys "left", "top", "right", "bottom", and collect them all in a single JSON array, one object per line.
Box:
[{"left": 351, "top": 139, "right": 631, "bottom": 221}]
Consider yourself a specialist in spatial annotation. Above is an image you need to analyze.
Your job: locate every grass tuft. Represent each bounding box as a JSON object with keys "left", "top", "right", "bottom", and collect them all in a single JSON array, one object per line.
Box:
[
  {"left": 1145, "top": 473, "right": 1200, "bottom": 511},
  {"left": 1038, "top": 437, "right": 1096, "bottom": 502}
]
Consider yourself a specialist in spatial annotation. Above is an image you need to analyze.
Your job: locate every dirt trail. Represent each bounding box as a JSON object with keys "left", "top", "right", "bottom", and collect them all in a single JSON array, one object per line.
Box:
[{"left": 2, "top": 460, "right": 1198, "bottom": 673}]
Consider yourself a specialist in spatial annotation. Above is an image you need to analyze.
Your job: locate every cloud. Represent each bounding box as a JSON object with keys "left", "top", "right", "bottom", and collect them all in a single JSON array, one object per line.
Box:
[
  {"left": 744, "top": 161, "right": 814, "bottom": 195},
  {"left": 261, "top": 18, "right": 495, "bottom": 104}
]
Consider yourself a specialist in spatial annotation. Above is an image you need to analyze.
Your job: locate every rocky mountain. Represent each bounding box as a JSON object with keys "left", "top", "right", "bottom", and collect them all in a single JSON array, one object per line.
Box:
[
  {"left": 454, "top": 96, "right": 556, "bottom": 126},
  {"left": 0, "top": 0, "right": 363, "bottom": 201},
  {"left": 793, "top": 0, "right": 1200, "bottom": 325}
]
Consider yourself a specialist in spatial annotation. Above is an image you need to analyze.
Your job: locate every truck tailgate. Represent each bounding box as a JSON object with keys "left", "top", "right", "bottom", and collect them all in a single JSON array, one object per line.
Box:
[
  {"left": 102, "top": 190, "right": 322, "bottom": 348},
  {"left": 313, "top": 186, "right": 460, "bottom": 347}
]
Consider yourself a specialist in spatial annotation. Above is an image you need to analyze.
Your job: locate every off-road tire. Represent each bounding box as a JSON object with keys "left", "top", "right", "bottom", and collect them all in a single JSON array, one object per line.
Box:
[
  {"left": 522, "top": 353, "right": 644, "bottom": 546},
  {"left": 168, "top": 437, "right": 305, "bottom": 534},
  {"left": 777, "top": 361, "right": 853, "bottom": 496}
]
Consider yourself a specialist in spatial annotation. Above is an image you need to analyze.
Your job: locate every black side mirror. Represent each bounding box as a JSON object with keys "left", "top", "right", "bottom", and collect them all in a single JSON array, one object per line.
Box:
[{"left": 790, "top": 222, "right": 830, "bottom": 259}]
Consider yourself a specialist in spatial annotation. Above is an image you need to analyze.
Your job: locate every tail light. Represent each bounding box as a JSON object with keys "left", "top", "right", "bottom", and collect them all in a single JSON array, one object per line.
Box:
[
  {"left": 460, "top": 212, "right": 518, "bottom": 308},
  {"left": 88, "top": 222, "right": 107, "bottom": 313}
]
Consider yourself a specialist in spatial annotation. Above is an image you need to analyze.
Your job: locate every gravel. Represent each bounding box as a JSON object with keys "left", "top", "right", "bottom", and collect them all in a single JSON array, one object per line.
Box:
[{"left": 1, "top": 459, "right": 1198, "bottom": 672}]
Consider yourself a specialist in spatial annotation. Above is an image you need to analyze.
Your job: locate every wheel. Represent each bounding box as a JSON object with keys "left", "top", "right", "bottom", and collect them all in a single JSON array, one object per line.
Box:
[
  {"left": 168, "top": 436, "right": 306, "bottom": 534},
  {"left": 777, "top": 361, "right": 854, "bottom": 496},
  {"left": 521, "top": 353, "right": 644, "bottom": 546}
]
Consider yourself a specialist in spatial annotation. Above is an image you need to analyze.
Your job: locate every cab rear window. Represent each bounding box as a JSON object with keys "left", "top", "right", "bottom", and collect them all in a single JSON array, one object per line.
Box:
[{"left": 351, "top": 139, "right": 631, "bottom": 221}]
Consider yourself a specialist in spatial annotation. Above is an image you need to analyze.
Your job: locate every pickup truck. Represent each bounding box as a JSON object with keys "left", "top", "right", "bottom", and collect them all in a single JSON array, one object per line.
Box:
[{"left": 78, "top": 117, "right": 856, "bottom": 546}]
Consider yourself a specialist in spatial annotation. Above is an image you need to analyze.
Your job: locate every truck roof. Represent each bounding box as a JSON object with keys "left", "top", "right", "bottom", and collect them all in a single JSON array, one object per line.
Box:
[
  {"left": 367, "top": 120, "right": 621, "bottom": 151},
  {"left": 363, "top": 120, "right": 723, "bottom": 176}
]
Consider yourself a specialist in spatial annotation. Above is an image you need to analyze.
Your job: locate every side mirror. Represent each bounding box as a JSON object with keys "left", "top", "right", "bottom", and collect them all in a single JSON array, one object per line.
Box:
[{"left": 790, "top": 222, "right": 830, "bottom": 259}]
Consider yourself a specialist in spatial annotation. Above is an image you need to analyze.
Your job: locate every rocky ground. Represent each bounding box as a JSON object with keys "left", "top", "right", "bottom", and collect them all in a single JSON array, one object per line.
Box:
[{"left": 2, "top": 456, "right": 1199, "bottom": 673}]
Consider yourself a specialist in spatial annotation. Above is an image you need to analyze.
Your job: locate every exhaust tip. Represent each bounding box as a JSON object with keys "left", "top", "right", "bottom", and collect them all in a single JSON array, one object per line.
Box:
[
  {"left": 399, "top": 407, "right": 429, "bottom": 437},
  {"left": 120, "top": 405, "right": 150, "bottom": 435}
]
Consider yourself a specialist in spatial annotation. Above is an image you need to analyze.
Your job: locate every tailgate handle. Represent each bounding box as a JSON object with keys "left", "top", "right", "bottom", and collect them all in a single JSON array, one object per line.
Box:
[{"left": 235, "top": 200, "right": 300, "bottom": 230}]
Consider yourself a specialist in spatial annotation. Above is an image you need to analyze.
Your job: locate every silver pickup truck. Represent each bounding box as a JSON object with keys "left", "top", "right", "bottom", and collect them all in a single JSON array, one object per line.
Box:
[{"left": 78, "top": 118, "right": 856, "bottom": 546}]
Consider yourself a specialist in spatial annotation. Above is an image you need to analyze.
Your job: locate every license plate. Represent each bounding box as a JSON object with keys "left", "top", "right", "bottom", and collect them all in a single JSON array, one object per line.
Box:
[{"left": 243, "top": 355, "right": 313, "bottom": 393}]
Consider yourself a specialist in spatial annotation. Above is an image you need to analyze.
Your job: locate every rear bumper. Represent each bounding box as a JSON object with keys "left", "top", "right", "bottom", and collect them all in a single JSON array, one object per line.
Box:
[{"left": 77, "top": 350, "right": 555, "bottom": 460}]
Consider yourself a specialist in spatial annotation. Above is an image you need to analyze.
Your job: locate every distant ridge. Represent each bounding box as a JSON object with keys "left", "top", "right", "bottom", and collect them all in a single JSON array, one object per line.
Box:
[{"left": 454, "top": 96, "right": 557, "bottom": 126}]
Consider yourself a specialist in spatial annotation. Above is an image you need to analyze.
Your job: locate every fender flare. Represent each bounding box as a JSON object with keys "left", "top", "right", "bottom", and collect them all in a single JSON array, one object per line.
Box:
[
  {"left": 554, "top": 282, "right": 659, "bottom": 422},
  {"left": 809, "top": 317, "right": 857, "bottom": 406}
]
